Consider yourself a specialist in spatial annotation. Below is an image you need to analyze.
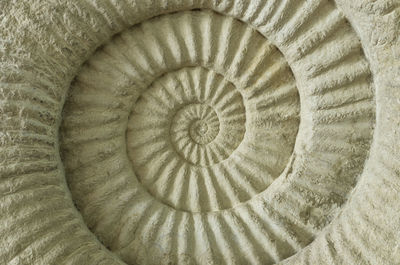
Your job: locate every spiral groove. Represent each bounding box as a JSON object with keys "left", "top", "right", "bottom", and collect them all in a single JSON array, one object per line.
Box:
[
  {"left": 58, "top": 7, "right": 374, "bottom": 264},
  {"left": 1, "top": 0, "right": 389, "bottom": 264},
  {"left": 127, "top": 63, "right": 296, "bottom": 212}
]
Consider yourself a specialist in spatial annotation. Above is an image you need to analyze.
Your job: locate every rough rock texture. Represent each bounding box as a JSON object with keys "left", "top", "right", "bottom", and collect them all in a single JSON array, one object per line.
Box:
[{"left": 0, "top": 0, "right": 399, "bottom": 265}]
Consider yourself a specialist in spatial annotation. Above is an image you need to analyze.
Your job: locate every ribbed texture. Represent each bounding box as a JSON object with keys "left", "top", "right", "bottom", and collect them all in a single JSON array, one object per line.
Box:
[
  {"left": 61, "top": 11, "right": 301, "bottom": 264},
  {"left": 59, "top": 6, "right": 374, "bottom": 265},
  {"left": 1, "top": 0, "right": 396, "bottom": 265}
]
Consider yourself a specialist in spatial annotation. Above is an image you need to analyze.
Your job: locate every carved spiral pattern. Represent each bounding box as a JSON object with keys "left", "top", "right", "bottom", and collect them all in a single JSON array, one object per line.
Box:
[
  {"left": 127, "top": 64, "right": 297, "bottom": 212},
  {"left": 3, "top": 0, "right": 398, "bottom": 265},
  {"left": 59, "top": 8, "right": 372, "bottom": 264},
  {"left": 62, "top": 11, "right": 301, "bottom": 217},
  {"left": 128, "top": 68, "right": 246, "bottom": 169}
]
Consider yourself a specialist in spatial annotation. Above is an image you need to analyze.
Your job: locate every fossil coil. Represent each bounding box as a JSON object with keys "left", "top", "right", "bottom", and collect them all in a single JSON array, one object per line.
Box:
[
  {"left": 60, "top": 8, "right": 373, "bottom": 265},
  {"left": 1, "top": 0, "right": 398, "bottom": 265},
  {"left": 61, "top": 11, "right": 302, "bottom": 263}
]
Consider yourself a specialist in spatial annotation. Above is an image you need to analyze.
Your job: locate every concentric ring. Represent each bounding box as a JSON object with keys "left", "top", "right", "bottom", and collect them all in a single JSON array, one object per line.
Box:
[
  {"left": 59, "top": 7, "right": 373, "bottom": 264},
  {"left": 175, "top": 103, "right": 220, "bottom": 145},
  {"left": 0, "top": 0, "right": 390, "bottom": 265},
  {"left": 128, "top": 67, "right": 246, "bottom": 169},
  {"left": 63, "top": 11, "right": 300, "bottom": 217}
]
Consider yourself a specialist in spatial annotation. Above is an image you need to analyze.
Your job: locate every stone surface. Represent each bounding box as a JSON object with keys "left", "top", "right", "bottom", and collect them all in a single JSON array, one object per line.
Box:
[{"left": 0, "top": 0, "right": 399, "bottom": 265}]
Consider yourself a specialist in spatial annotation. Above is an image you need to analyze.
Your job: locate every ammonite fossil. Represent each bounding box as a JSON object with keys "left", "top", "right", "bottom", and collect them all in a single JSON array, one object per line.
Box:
[{"left": 1, "top": 0, "right": 399, "bottom": 265}]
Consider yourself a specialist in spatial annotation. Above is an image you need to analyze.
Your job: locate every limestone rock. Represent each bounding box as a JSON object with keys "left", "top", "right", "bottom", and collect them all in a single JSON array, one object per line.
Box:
[{"left": 0, "top": 0, "right": 399, "bottom": 265}]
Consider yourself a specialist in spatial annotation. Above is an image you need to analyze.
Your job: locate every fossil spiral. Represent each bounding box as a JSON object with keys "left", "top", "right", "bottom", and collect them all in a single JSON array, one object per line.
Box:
[{"left": 1, "top": 0, "right": 399, "bottom": 265}]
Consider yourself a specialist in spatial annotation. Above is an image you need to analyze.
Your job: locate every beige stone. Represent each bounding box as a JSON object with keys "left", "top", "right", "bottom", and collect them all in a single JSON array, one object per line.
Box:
[{"left": 0, "top": 0, "right": 399, "bottom": 264}]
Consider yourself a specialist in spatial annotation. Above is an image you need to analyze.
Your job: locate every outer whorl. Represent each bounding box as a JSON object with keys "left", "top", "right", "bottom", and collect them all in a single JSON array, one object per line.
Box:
[{"left": 1, "top": 1, "right": 399, "bottom": 265}]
